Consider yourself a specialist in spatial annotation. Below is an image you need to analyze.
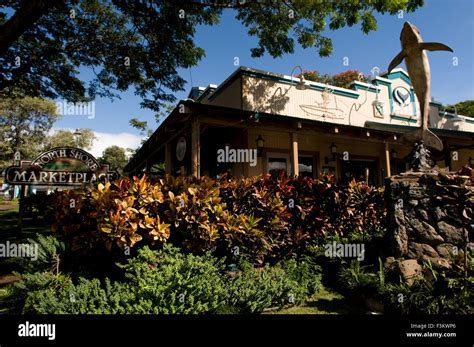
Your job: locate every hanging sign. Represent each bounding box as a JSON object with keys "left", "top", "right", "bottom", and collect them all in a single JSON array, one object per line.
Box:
[
  {"left": 5, "top": 147, "right": 119, "bottom": 186},
  {"left": 176, "top": 137, "right": 186, "bottom": 162}
]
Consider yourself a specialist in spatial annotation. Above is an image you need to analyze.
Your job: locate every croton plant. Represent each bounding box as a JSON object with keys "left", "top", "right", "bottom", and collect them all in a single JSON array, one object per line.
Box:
[{"left": 26, "top": 174, "right": 386, "bottom": 264}]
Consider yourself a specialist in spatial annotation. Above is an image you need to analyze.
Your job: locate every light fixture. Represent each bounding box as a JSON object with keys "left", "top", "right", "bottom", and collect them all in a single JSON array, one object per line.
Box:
[
  {"left": 290, "top": 65, "right": 309, "bottom": 91},
  {"left": 256, "top": 135, "right": 265, "bottom": 157},
  {"left": 366, "top": 131, "right": 370, "bottom": 137},
  {"left": 254, "top": 112, "right": 260, "bottom": 123},
  {"left": 14, "top": 150, "right": 21, "bottom": 163},
  {"left": 324, "top": 142, "right": 338, "bottom": 163},
  {"left": 334, "top": 127, "right": 339, "bottom": 134},
  {"left": 296, "top": 75, "right": 308, "bottom": 90}
]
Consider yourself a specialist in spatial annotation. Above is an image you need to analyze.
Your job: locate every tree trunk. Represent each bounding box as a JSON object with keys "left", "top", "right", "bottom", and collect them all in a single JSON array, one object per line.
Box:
[{"left": 0, "top": 0, "right": 62, "bottom": 57}]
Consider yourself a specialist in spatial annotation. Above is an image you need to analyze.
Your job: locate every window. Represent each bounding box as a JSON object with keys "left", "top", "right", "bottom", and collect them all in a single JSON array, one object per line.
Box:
[
  {"left": 298, "top": 156, "right": 314, "bottom": 178},
  {"left": 340, "top": 159, "right": 377, "bottom": 186},
  {"left": 267, "top": 154, "right": 289, "bottom": 177}
]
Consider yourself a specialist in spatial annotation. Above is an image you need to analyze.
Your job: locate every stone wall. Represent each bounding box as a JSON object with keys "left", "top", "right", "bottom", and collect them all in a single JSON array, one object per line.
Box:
[{"left": 385, "top": 171, "right": 473, "bottom": 275}]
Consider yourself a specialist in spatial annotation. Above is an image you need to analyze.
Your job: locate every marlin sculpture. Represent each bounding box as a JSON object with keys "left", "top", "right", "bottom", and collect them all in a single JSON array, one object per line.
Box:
[{"left": 388, "top": 22, "right": 453, "bottom": 152}]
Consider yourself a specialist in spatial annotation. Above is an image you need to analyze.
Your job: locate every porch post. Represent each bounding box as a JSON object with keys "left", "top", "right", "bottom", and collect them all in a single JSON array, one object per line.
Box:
[
  {"left": 165, "top": 142, "right": 172, "bottom": 175},
  {"left": 291, "top": 132, "right": 299, "bottom": 177},
  {"left": 384, "top": 142, "right": 391, "bottom": 177},
  {"left": 191, "top": 117, "right": 200, "bottom": 178}
]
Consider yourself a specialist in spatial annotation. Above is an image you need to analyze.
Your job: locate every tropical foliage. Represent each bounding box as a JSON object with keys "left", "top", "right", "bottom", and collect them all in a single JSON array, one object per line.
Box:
[{"left": 25, "top": 174, "right": 386, "bottom": 265}]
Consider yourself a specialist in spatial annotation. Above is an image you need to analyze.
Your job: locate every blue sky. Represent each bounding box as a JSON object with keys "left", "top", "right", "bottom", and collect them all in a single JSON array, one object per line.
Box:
[{"left": 52, "top": 0, "right": 474, "bottom": 155}]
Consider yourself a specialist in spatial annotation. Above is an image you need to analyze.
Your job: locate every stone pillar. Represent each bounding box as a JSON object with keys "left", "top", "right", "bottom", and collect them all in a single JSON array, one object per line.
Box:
[{"left": 385, "top": 172, "right": 473, "bottom": 271}]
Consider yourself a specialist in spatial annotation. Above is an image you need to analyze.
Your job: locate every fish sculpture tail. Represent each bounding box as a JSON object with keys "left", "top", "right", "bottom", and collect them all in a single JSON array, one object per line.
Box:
[{"left": 400, "top": 128, "right": 443, "bottom": 152}]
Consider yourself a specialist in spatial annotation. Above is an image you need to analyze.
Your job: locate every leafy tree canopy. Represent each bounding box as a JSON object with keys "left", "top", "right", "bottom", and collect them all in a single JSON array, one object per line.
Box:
[
  {"left": 129, "top": 102, "right": 175, "bottom": 143},
  {"left": 0, "top": 96, "right": 58, "bottom": 171},
  {"left": 98, "top": 145, "right": 128, "bottom": 174},
  {"left": 43, "top": 128, "right": 96, "bottom": 151},
  {"left": 444, "top": 100, "right": 474, "bottom": 118},
  {"left": 0, "top": 0, "right": 424, "bottom": 115},
  {"left": 297, "top": 69, "right": 369, "bottom": 89}
]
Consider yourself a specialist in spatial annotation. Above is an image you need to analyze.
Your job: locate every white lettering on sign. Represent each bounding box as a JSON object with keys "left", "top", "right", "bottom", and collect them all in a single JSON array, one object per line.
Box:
[
  {"left": 6, "top": 147, "right": 119, "bottom": 186},
  {"left": 7, "top": 169, "right": 118, "bottom": 185},
  {"left": 13, "top": 171, "right": 26, "bottom": 181}
]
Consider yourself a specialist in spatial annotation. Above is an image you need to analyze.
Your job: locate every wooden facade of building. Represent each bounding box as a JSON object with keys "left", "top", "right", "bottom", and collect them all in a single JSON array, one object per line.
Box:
[{"left": 124, "top": 67, "right": 474, "bottom": 186}]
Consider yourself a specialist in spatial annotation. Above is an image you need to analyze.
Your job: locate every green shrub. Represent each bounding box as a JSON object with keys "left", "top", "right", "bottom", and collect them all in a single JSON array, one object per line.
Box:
[
  {"left": 6, "top": 272, "right": 73, "bottom": 313},
  {"left": 22, "top": 277, "right": 113, "bottom": 314},
  {"left": 8, "top": 246, "right": 322, "bottom": 314},
  {"left": 281, "top": 256, "right": 322, "bottom": 297},
  {"left": 225, "top": 260, "right": 306, "bottom": 314},
  {"left": 337, "top": 259, "right": 384, "bottom": 298},
  {"left": 337, "top": 258, "right": 473, "bottom": 315},
  {"left": 20, "top": 234, "right": 66, "bottom": 274},
  {"left": 117, "top": 245, "right": 228, "bottom": 314},
  {"left": 10, "top": 245, "right": 229, "bottom": 314},
  {"left": 383, "top": 274, "right": 473, "bottom": 314},
  {"left": 14, "top": 274, "right": 131, "bottom": 314}
]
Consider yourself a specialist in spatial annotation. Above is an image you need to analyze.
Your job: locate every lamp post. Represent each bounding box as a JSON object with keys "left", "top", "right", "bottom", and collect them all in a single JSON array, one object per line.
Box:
[
  {"left": 14, "top": 150, "right": 25, "bottom": 234},
  {"left": 73, "top": 128, "right": 82, "bottom": 148},
  {"left": 12, "top": 150, "right": 21, "bottom": 200}
]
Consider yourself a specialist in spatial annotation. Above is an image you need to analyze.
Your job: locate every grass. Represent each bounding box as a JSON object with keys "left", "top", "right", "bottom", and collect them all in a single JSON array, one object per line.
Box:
[
  {"left": 0, "top": 208, "right": 50, "bottom": 242},
  {"left": 268, "top": 286, "right": 367, "bottom": 315},
  {"left": 0, "top": 196, "right": 19, "bottom": 205}
]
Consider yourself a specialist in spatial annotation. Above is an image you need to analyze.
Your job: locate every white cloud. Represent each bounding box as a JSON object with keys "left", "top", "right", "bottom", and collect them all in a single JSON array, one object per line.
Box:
[
  {"left": 90, "top": 131, "right": 144, "bottom": 158},
  {"left": 50, "top": 128, "right": 144, "bottom": 158}
]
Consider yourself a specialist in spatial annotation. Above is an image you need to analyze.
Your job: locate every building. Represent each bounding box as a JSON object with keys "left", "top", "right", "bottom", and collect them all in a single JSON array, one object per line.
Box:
[{"left": 124, "top": 67, "right": 474, "bottom": 186}]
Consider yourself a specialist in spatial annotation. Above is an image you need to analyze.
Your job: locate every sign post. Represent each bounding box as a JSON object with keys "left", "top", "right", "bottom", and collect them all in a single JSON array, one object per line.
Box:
[{"left": 13, "top": 151, "right": 24, "bottom": 235}]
